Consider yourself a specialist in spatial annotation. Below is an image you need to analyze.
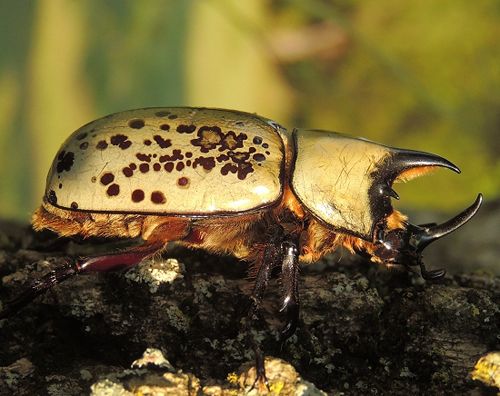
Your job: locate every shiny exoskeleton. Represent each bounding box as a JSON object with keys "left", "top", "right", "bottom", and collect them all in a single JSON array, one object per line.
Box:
[{"left": 0, "top": 107, "right": 483, "bottom": 384}]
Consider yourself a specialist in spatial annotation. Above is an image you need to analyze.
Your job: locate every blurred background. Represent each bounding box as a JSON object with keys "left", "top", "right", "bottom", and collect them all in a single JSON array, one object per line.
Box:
[{"left": 0, "top": 0, "right": 499, "bottom": 222}]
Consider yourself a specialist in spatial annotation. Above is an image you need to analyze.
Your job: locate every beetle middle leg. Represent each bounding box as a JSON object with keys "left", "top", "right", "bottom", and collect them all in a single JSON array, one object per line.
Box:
[
  {"left": 246, "top": 227, "right": 301, "bottom": 387},
  {"left": 246, "top": 230, "right": 283, "bottom": 388}
]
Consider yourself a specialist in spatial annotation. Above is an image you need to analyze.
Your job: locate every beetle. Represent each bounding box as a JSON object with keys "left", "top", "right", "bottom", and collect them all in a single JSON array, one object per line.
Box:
[{"left": 0, "top": 107, "right": 482, "bottom": 383}]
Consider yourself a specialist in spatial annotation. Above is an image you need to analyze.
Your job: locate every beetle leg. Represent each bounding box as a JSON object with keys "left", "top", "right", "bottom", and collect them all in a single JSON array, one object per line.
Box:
[
  {"left": 0, "top": 242, "right": 163, "bottom": 319},
  {"left": 247, "top": 242, "right": 281, "bottom": 390},
  {"left": 0, "top": 260, "right": 79, "bottom": 319},
  {"left": 279, "top": 239, "right": 300, "bottom": 344}
]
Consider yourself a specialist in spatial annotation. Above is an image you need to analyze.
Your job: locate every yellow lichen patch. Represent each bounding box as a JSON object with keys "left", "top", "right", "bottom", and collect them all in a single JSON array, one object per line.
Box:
[
  {"left": 226, "top": 372, "right": 239, "bottom": 385},
  {"left": 237, "top": 357, "right": 327, "bottom": 395},
  {"left": 131, "top": 348, "right": 174, "bottom": 370},
  {"left": 471, "top": 352, "right": 500, "bottom": 389}
]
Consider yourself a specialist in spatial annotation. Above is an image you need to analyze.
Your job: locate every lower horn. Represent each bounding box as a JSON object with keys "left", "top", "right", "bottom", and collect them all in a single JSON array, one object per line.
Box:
[{"left": 414, "top": 193, "right": 483, "bottom": 253}]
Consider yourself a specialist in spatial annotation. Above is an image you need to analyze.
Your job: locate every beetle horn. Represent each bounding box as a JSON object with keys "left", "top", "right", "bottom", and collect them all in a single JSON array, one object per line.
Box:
[
  {"left": 411, "top": 193, "right": 483, "bottom": 253},
  {"left": 388, "top": 149, "right": 461, "bottom": 181}
]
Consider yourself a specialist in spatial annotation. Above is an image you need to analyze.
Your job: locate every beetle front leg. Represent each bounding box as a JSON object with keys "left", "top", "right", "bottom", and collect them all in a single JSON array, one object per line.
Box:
[
  {"left": 279, "top": 239, "right": 300, "bottom": 343},
  {"left": 0, "top": 242, "right": 163, "bottom": 319}
]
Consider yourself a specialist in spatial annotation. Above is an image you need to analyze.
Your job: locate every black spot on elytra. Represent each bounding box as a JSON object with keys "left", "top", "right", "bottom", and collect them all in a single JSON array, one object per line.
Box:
[
  {"left": 220, "top": 131, "right": 247, "bottom": 151},
  {"left": 236, "top": 163, "right": 254, "bottom": 180},
  {"left": 221, "top": 163, "right": 237, "bottom": 176},
  {"left": 190, "top": 126, "right": 223, "bottom": 153},
  {"left": 253, "top": 153, "right": 266, "bottom": 162},
  {"left": 160, "top": 124, "right": 170, "bottom": 131},
  {"left": 56, "top": 151, "right": 75, "bottom": 173},
  {"left": 151, "top": 191, "right": 166, "bottom": 204},
  {"left": 177, "top": 177, "right": 189, "bottom": 186},
  {"left": 144, "top": 139, "right": 152, "bottom": 146},
  {"left": 79, "top": 142, "right": 89, "bottom": 150},
  {"left": 100, "top": 172, "right": 114, "bottom": 185},
  {"left": 111, "top": 134, "right": 132, "bottom": 150},
  {"left": 168, "top": 114, "right": 178, "bottom": 120},
  {"left": 107, "top": 184, "right": 120, "bottom": 196},
  {"left": 185, "top": 152, "right": 193, "bottom": 158},
  {"left": 130, "top": 163, "right": 137, "bottom": 170},
  {"left": 58, "top": 183, "right": 62, "bottom": 189},
  {"left": 132, "top": 189, "right": 145, "bottom": 202},
  {"left": 164, "top": 163, "right": 174, "bottom": 172},
  {"left": 128, "top": 119, "right": 145, "bottom": 129},
  {"left": 219, "top": 157, "right": 255, "bottom": 180},
  {"left": 136, "top": 153, "right": 151, "bottom": 162},
  {"left": 159, "top": 150, "right": 183, "bottom": 162},
  {"left": 77, "top": 132, "right": 88, "bottom": 140},
  {"left": 176, "top": 124, "right": 196, "bottom": 134},
  {"left": 153, "top": 135, "right": 172, "bottom": 149},
  {"left": 253, "top": 136, "right": 263, "bottom": 145},
  {"left": 193, "top": 156, "right": 216, "bottom": 171},
  {"left": 71, "top": 202, "right": 78, "bottom": 209},
  {"left": 236, "top": 121, "right": 245, "bottom": 126},
  {"left": 216, "top": 154, "right": 230, "bottom": 163},
  {"left": 139, "top": 163, "right": 150, "bottom": 173},
  {"left": 96, "top": 140, "right": 108, "bottom": 150},
  {"left": 47, "top": 190, "right": 57, "bottom": 204},
  {"left": 123, "top": 167, "right": 133, "bottom": 177},
  {"left": 176, "top": 162, "right": 185, "bottom": 171},
  {"left": 153, "top": 163, "right": 161, "bottom": 171},
  {"left": 262, "top": 143, "right": 269, "bottom": 149},
  {"left": 229, "top": 151, "right": 250, "bottom": 163}
]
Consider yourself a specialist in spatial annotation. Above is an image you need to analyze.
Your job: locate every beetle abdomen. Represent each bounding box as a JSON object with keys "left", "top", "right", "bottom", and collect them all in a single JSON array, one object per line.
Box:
[{"left": 44, "top": 108, "right": 285, "bottom": 216}]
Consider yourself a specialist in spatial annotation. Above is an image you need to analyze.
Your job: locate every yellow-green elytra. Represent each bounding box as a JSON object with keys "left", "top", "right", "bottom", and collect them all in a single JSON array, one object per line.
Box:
[{"left": 46, "top": 108, "right": 286, "bottom": 216}]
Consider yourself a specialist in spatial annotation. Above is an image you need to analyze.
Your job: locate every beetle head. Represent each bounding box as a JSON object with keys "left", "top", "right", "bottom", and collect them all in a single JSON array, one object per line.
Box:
[{"left": 372, "top": 194, "right": 483, "bottom": 279}]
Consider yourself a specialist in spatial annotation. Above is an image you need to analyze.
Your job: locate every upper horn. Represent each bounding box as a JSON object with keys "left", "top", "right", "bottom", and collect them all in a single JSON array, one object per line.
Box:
[{"left": 388, "top": 149, "right": 461, "bottom": 181}]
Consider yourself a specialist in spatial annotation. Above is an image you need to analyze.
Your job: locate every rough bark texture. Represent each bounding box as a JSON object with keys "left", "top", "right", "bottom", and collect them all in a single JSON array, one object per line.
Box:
[{"left": 0, "top": 203, "right": 499, "bottom": 395}]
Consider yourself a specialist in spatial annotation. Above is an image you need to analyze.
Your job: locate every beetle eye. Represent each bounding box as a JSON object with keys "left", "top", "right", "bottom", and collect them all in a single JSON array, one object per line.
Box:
[{"left": 374, "top": 229, "right": 405, "bottom": 263}]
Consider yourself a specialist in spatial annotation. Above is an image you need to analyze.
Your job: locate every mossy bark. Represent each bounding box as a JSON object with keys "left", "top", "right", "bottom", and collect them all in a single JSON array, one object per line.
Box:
[{"left": 0, "top": 218, "right": 498, "bottom": 395}]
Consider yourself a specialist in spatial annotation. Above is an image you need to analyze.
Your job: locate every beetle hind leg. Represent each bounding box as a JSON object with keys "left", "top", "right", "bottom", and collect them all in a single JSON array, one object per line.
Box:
[
  {"left": 0, "top": 259, "right": 78, "bottom": 319},
  {"left": 0, "top": 241, "right": 164, "bottom": 319}
]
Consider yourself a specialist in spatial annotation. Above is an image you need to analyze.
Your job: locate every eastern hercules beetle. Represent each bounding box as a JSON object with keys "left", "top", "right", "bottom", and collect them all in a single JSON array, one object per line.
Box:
[{"left": 0, "top": 107, "right": 482, "bottom": 384}]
